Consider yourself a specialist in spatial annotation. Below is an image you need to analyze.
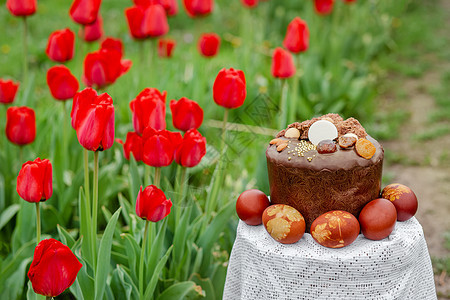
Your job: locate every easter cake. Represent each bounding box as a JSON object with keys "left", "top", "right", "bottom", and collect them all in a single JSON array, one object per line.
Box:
[{"left": 266, "top": 114, "right": 384, "bottom": 231}]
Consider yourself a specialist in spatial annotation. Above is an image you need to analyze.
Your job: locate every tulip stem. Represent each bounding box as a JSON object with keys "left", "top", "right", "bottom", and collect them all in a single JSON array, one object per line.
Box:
[
  {"left": 144, "top": 165, "right": 151, "bottom": 187},
  {"left": 139, "top": 220, "right": 150, "bottom": 300},
  {"left": 83, "top": 149, "right": 94, "bottom": 263},
  {"left": 92, "top": 151, "right": 99, "bottom": 267},
  {"left": 19, "top": 146, "right": 24, "bottom": 164},
  {"left": 35, "top": 202, "right": 41, "bottom": 244},
  {"left": 62, "top": 102, "right": 68, "bottom": 169},
  {"left": 278, "top": 79, "right": 289, "bottom": 129},
  {"left": 175, "top": 167, "right": 188, "bottom": 228},
  {"left": 22, "top": 17, "right": 28, "bottom": 87},
  {"left": 154, "top": 167, "right": 161, "bottom": 187},
  {"left": 220, "top": 108, "right": 229, "bottom": 155}
]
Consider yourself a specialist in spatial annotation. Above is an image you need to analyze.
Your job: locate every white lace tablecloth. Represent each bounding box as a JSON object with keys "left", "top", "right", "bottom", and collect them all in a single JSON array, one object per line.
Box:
[{"left": 224, "top": 217, "right": 436, "bottom": 300}]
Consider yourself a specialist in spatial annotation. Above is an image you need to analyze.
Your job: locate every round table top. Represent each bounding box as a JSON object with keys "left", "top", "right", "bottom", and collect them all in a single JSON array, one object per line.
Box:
[{"left": 223, "top": 217, "right": 437, "bottom": 300}]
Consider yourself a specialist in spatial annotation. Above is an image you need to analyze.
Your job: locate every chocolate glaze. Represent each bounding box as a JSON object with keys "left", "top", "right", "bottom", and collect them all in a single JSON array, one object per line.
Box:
[{"left": 266, "top": 136, "right": 384, "bottom": 232}]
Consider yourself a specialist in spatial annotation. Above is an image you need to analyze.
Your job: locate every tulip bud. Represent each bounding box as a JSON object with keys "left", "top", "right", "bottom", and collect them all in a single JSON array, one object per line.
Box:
[
  {"left": 241, "top": 0, "right": 258, "bottom": 8},
  {"left": 71, "top": 88, "right": 115, "bottom": 152},
  {"left": 70, "top": 0, "right": 102, "bottom": 25},
  {"left": 0, "top": 79, "right": 19, "bottom": 104},
  {"left": 142, "top": 128, "right": 182, "bottom": 167},
  {"left": 6, "top": 0, "right": 37, "bottom": 17},
  {"left": 283, "top": 17, "right": 309, "bottom": 54},
  {"left": 198, "top": 33, "right": 221, "bottom": 57},
  {"left": 130, "top": 88, "right": 167, "bottom": 134},
  {"left": 183, "top": 0, "right": 213, "bottom": 18},
  {"left": 101, "top": 37, "right": 124, "bottom": 57},
  {"left": 314, "top": 0, "right": 334, "bottom": 15},
  {"left": 28, "top": 239, "right": 82, "bottom": 297},
  {"left": 83, "top": 48, "right": 132, "bottom": 89},
  {"left": 175, "top": 129, "right": 206, "bottom": 167},
  {"left": 46, "top": 65, "right": 79, "bottom": 101},
  {"left": 45, "top": 29, "right": 75, "bottom": 63},
  {"left": 118, "top": 132, "right": 144, "bottom": 161},
  {"left": 136, "top": 185, "right": 172, "bottom": 222},
  {"left": 170, "top": 97, "right": 203, "bottom": 131},
  {"left": 81, "top": 15, "right": 103, "bottom": 42},
  {"left": 17, "top": 158, "right": 53, "bottom": 203},
  {"left": 271, "top": 47, "right": 296, "bottom": 79},
  {"left": 158, "top": 38, "right": 176, "bottom": 58},
  {"left": 213, "top": 68, "right": 247, "bottom": 109},
  {"left": 125, "top": 4, "right": 169, "bottom": 39},
  {"left": 6, "top": 106, "right": 36, "bottom": 146}
]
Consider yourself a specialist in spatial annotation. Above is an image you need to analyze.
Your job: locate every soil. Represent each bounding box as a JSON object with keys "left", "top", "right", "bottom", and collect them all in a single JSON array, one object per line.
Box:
[{"left": 379, "top": 1, "right": 450, "bottom": 298}]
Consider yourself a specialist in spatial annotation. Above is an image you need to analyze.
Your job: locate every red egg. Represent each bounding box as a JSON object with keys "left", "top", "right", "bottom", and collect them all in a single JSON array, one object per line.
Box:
[
  {"left": 359, "top": 198, "right": 397, "bottom": 240},
  {"left": 381, "top": 183, "right": 418, "bottom": 221},
  {"left": 262, "top": 204, "right": 305, "bottom": 244},
  {"left": 310, "top": 210, "right": 360, "bottom": 248},
  {"left": 236, "top": 189, "right": 270, "bottom": 225}
]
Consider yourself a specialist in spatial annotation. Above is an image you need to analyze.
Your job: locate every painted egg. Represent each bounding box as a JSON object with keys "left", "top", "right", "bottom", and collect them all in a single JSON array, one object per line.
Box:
[
  {"left": 381, "top": 183, "right": 418, "bottom": 221},
  {"left": 359, "top": 198, "right": 397, "bottom": 240},
  {"left": 310, "top": 210, "right": 360, "bottom": 248},
  {"left": 262, "top": 204, "right": 305, "bottom": 244},
  {"left": 307, "top": 120, "right": 338, "bottom": 145},
  {"left": 236, "top": 189, "right": 270, "bottom": 226}
]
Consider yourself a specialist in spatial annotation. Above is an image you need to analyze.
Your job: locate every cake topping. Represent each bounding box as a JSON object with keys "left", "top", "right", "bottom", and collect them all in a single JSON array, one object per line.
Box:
[
  {"left": 338, "top": 134, "right": 358, "bottom": 149},
  {"left": 355, "top": 138, "right": 376, "bottom": 159},
  {"left": 317, "top": 139, "right": 337, "bottom": 154},
  {"left": 308, "top": 120, "right": 338, "bottom": 145},
  {"left": 276, "top": 113, "right": 367, "bottom": 140},
  {"left": 284, "top": 127, "right": 300, "bottom": 139}
]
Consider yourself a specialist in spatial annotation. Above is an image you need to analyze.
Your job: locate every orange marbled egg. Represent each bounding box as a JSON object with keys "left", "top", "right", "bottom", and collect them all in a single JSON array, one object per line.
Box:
[
  {"left": 381, "top": 183, "right": 418, "bottom": 221},
  {"left": 262, "top": 204, "right": 306, "bottom": 244},
  {"left": 310, "top": 210, "right": 360, "bottom": 248}
]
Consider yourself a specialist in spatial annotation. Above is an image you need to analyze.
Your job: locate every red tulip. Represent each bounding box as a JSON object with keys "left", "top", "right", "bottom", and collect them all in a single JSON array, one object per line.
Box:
[
  {"left": 81, "top": 15, "right": 103, "bottom": 42},
  {"left": 133, "top": 0, "right": 178, "bottom": 16},
  {"left": 241, "top": 0, "right": 258, "bottom": 8},
  {"left": 101, "top": 37, "right": 124, "bottom": 57},
  {"left": 136, "top": 185, "right": 172, "bottom": 222},
  {"left": 125, "top": 6, "right": 147, "bottom": 39},
  {"left": 144, "top": 4, "right": 169, "bottom": 37},
  {"left": 47, "top": 66, "right": 79, "bottom": 101},
  {"left": 0, "top": 79, "right": 19, "bottom": 104},
  {"left": 142, "top": 127, "right": 182, "bottom": 167},
  {"left": 71, "top": 88, "right": 115, "bottom": 151},
  {"left": 117, "top": 132, "right": 144, "bottom": 161},
  {"left": 6, "top": 0, "right": 36, "bottom": 17},
  {"left": 45, "top": 29, "right": 75, "bottom": 63},
  {"left": 158, "top": 38, "right": 176, "bottom": 58},
  {"left": 130, "top": 88, "right": 167, "bottom": 134},
  {"left": 6, "top": 106, "right": 35, "bottom": 145},
  {"left": 183, "top": 0, "right": 213, "bottom": 18},
  {"left": 170, "top": 97, "right": 203, "bottom": 131},
  {"left": 17, "top": 158, "right": 52, "bottom": 203},
  {"left": 175, "top": 129, "right": 206, "bottom": 167},
  {"left": 283, "top": 17, "right": 309, "bottom": 53},
  {"left": 271, "top": 47, "right": 296, "bottom": 78},
  {"left": 70, "top": 0, "right": 102, "bottom": 25},
  {"left": 314, "top": 0, "right": 334, "bottom": 15},
  {"left": 125, "top": 4, "right": 169, "bottom": 39},
  {"left": 198, "top": 33, "right": 220, "bottom": 57},
  {"left": 83, "top": 48, "right": 131, "bottom": 89},
  {"left": 213, "top": 68, "right": 247, "bottom": 109},
  {"left": 28, "top": 239, "right": 82, "bottom": 297}
]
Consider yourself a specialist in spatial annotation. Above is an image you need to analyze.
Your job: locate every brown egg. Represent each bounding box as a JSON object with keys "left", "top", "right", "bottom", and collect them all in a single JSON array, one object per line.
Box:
[
  {"left": 236, "top": 189, "right": 270, "bottom": 226},
  {"left": 262, "top": 204, "right": 305, "bottom": 244},
  {"left": 359, "top": 198, "right": 397, "bottom": 240},
  {"left": 310, "top": 210, "right": 360, "bottom": 248},
  {"left": 381, "top": 183, "right": 418, "bottom": 221}
]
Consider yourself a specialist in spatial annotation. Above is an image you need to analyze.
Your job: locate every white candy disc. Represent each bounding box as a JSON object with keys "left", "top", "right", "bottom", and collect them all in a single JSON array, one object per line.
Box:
[{"left": 308, "top": 120, "right": 338, "bottom": 145}]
